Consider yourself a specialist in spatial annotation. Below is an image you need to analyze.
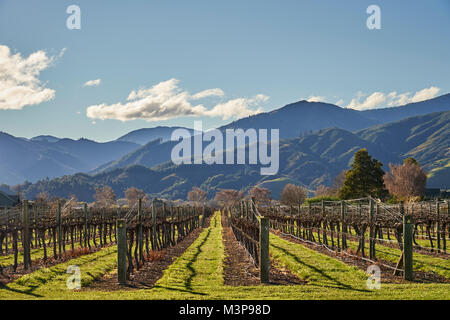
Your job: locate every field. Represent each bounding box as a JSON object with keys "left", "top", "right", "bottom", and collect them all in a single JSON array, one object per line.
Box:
[{"left": 0, "top": 210, "right": 448, "bottom": 300}]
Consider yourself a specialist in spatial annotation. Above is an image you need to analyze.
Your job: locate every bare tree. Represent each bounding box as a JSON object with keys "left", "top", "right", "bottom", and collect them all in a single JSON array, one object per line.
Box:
[
  {"left": 187, "top": 187, "right": 207, "bottom": 205},
  {"left": 35, "top": 192, "right": 49, "bottom": 205},
  {"left": 125, "top": 187, "right": 148, "bottom": 207},
  {"left": 214, "top": 189, "right": 244, "bottom": 208},
  {"left": 280, "top": 184, "right": 307, "bottom": 206},
  {"left": 248, "top": 186, "right": 271, "bottom": 206},
  {"left": 384, "top": 158, "right": 427, "bottom": 200},
  {"left": 94, "top": 186, "right": 116, "bottom": 208},
  {"left": 314, "top": 185, "right": 334, "bottom": 197},
  {"left": 331, "top": 170, "right": 346, "bottom": 195}
]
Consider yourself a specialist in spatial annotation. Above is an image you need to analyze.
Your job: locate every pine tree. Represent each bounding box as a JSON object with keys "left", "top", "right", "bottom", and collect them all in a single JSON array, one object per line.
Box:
[{"left": 339, "top": 149, "right": 388, "bottom": 199}]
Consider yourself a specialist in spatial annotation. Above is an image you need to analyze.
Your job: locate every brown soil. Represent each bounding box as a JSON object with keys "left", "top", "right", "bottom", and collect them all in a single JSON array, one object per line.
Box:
[
  {"left": 0, "top": 244, "right": 113, "bottom": 286},
  {"left": 222, "top": 214, "right": 304, "bottom": 286},
  {"left": 274, "top": 229, "right": 449, "bottom": 284},
  {"left": 84, "top": 218, "right": 210, "bottom": 291}
]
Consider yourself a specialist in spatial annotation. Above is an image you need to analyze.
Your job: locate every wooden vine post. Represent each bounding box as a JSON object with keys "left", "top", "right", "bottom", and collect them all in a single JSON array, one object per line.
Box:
[
  {"left": 369, "top": 198, "right": 375, "bottom": 259},
  {"left": 436, "top": 200, "right": 441, "bottom": 252},
  {"left": 444, "top": 200, "right": 449, "bottom": 253},
  {"left": 201, "top": 203, "right": 206, "bottom": 227},
  {"left": 259, "top": 216, "right": 270, "bottom": 284},
  {"left": 138, "top": 198, "right": 144, "bottom": 262},
  {"left": 57, "top": 201, "right": 62, "bottom": 258},
  {"left": 321, "top": 200, "right": 327, "bottom": 245},
  {"left": 22, "top": 200, "right": 30, "bottom": 270},
  {"left": 152, "top": 198, "right": 157, "bottom": 250},
  {"left": 83, "top": 203, "right": 88, "bottom": 248},
  {"left": 5, "top": 207, "right": 8, "bottom": 254},
  {"left": 340, "top": 200, "right": 346, "bottom": 249},
  {"left": 403, "top": 204, "right": 413, "bottom": 281},
  {"left": 116, "top": 218, "right": 127, "bottom": 285}
]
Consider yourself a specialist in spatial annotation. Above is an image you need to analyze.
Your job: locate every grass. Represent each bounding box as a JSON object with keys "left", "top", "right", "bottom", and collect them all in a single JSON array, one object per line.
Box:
[
  {"left": 0, "top": 245, "right": 117, "bottom": 299},
  {"left": 0, "top": 212, "right": 449, "bottom": 300},
  {"left": 302, "top": 229, "right": 450, "bottom": 279},
  {"left": 269, "top": 234, "right": 368, "bottom": 290}
]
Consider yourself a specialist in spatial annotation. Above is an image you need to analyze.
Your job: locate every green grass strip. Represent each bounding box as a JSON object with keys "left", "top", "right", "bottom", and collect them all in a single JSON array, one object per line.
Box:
[
  {"left": 1, "top": 212, "right": 449, "bottom": 300},
  {"left": 291, "top": 229, "right": 450, "bottom": 279},
  {"left": 0, "top": 246, "right": 117, "bottom": 299},
  {"left": 269, "top": 233, "right": 368, "bottom": 291}
]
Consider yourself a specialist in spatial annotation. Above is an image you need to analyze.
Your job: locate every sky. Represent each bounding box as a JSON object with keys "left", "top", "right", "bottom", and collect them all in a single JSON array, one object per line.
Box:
[{"left": 1, "top": 0, "right": 449, "bottom": 142}]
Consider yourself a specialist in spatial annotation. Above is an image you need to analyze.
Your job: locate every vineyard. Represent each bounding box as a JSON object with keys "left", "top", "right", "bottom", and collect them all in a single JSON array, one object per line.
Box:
[{"left": 0, "top": 197, "right": 448, "bottom": 300}]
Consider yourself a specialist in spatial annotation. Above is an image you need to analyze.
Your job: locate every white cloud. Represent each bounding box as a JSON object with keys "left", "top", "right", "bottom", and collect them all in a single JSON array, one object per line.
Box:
[
  {"left": 346, "top": 92, "right": 386, "bottom": 110},
  {"left": 83, "top": 79, "right": 101, "bottom": 87},
  {"left": 191, "top": 88, "right": 225, "bottom": 100},
  {"left": 59, "top": 48, "right": 67, "bottom": 58},
  {"left": 0, "top": 45, "right": 58, "bottom": 110},
  {"left": 86, "top": 79, "right": 267, "bottom": 122},
  {"left": 409, "top": 86, "right": 440, "bottom": 103},
  {"left": 345, "top": 86, "right": 441, "bottom": 110},
  {"left": 335, "top": 99, "right": 345, "bottom": 106},
  {"left": 204, "top": 94, "right": 268, "bottom": 120},
  {"left": 306, "top": 95, "right": 326, "bottom": 102}
]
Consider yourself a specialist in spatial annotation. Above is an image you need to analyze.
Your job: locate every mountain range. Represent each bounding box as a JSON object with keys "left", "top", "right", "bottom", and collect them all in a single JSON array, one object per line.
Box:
[
  {"left": 1, "top": 94, "right": 449, "bottom": 199},
  {"left": 18, "top": 110, "right": 450, "bottom": 202},
  {"left": 0, "top": 133, "right": 139, "bottom": 185},
  {"left": 91, "top": 94, "right": 450, "bottom": 175}
]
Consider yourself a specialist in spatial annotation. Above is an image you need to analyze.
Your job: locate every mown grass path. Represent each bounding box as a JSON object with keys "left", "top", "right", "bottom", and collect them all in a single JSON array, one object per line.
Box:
[{"left": 1, "top": 212, "right": 449, "bottom": 300}]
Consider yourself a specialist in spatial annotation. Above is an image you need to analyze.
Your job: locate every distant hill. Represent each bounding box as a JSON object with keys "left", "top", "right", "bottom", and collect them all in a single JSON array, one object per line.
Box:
[
  {"left": 2, "top": 94, "right": 449, "bottom": 186},
  {"left": 0, "top": 133, "right": 140, "bottom": 185},
  {"left": 95, "top": 94, "right": 450, "bottom": 173},
  {"left": 92, "top": 138, "right": 177, "bottom": 174},
  {"left": 20, "top": 111, "right": 450, "bottom": 201},
  {"left": 220, "top": 101, "right": 378, "bottom": 139},
  {"left": 358, "top": 111, "right": 450, "bottom": 187},
  {"left": 220, "top": 93, "right": 450, "bottom": 139},
  {"left": 31, "top": 135, "right": 61, "bottom": 143},
  {"left": 360, "top": 93, "right": 450, "bottom": 123},
  {"left": 117, "top": 126, "right": 194, "bottom": 145}
]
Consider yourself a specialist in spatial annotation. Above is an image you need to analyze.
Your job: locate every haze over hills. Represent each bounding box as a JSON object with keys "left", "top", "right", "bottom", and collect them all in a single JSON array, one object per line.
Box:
[
  {"left": 117, "top": 126, "right": 195, "bottom": 145},
  {"left": 220, "top": 101, "right": 378, "bottom": 139},
  {"left": 19, "top": 111, "right": 450, "bottom": 201},
  {"left": 92, "top": 95, "right": 450, "bottom": 174},
  {"left": 0, "top": 132, "right": 140, "bottom": 185},
  {"left": 1, "top": 94, "right": 449, "bottom": 187},
  {"left": 360, "top": 93, "right": 450, "bottom": 123},
  {"left": 219, "top": 94, "right": 450, "bottom": 139},
  {"left": 30, "top": 135, "right": 61, "bottom": 143}
]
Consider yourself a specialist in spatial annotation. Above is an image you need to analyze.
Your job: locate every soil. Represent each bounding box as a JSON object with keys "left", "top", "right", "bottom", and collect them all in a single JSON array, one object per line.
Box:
[{"left": 222, "top": 214, "right": 304, "bottom": 286}]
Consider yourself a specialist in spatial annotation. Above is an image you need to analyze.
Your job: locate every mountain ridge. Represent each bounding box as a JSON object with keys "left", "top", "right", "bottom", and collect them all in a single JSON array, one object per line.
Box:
[
  {"left": 19, "top": 111, "right": 450, "bottom": 201},
  {"left": 1, "top": 94, "right": 449, "bottom": 185}
]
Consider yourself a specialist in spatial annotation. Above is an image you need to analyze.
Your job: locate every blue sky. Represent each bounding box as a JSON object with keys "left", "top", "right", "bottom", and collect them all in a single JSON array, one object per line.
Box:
[{"left": 1, "top": 0, "right": 449, "bottom": 141}]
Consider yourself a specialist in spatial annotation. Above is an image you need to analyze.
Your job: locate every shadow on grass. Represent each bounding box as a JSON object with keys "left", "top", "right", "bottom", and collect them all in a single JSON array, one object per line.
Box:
[
  {"left": 0, "top": 283, "right": 43, "bottom": 298},
  {"left": 152, "top": 284, "right": 208, "bottom": 296},
  {"left": 185, "top": 228, "right": 212, "bottom": 291},
  {"left": 270, "top": 243, "right": 370, "bottom": 293}
]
